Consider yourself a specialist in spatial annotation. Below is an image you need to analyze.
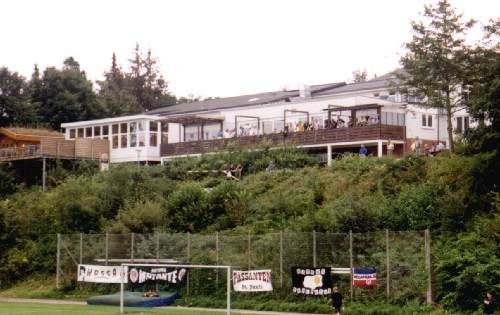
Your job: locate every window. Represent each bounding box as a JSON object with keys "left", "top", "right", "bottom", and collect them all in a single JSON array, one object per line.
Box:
[
  {"left": 94, "top": 126, "right": 101, "bottom": 137},
  {"left": 464, "top": 116, "right": 469, "bottom": 131},
  {"left": 262, "top": 121, "right": 273, "bottom": 134},
  {"left": 138, "top": 133, "right": 145, "bottom": 147},
  {"left": 120, "top": 123, "right": 127, "bottom": 134},
  {"left": 161, "top": 122, "right": 168, "bottom": 144},
  {"left": 121, "top": 134, "right": 127, "bottom": 148},
  {"left": 150, "top": 121, "right": 158, "bottom": 132},
  {"left": 456, "top": 117, "right": 463, "bottom": 133},
  {"left": 112, "top": 135, "right": 119, "bottom": 149},
  {"left": 102, "top": 125, "right": 109, "bottom": 139},
  {"left": 69, "top": 129, "right": 76, "bottom": 139},
  {"left": 85, "top": 127, "right": 92, "bottom": 138},
  {"left": 77, "top": 128, "right": 84, "bottom": 138},
  {"left": 112, "top": 124, "right": 119, "bottom": 134},
  {"left": 422, "top": 114, "right": 433, "bottom": 127},
  {"left": 130, "top": 134, "right": 137, "bottom": 147},
  {"left": 150, "top": 132, "right": 157, "bottom": 146}
]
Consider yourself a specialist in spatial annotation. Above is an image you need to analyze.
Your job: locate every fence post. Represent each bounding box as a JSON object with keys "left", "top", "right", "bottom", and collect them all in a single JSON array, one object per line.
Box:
[
  {"left": 187, "top": 232, "right": 191, "bottom": 297},
  {"left": 385, "top": 229, "right": 390, "bottom": 297},
  {"left": 280, "top": 231, "right": 283, "bottom": 288},
  {"left": 105, "top": 232, "right": 109, "bottom": 266},
  {"left": 349, "top": 230, "right": 353, "bottom": 300},
  {"left": 247, "top": 230, "right": 251, "bottom": 269},
  {"left": 56, "top": 233, "right": 61, "bottom": 289},
  {"left": 216, "top": 232, "right": 219, "bottom": 287},
  {"left": 130, "top": 233, "right": 135, "bottom": 263},
  {"left": 42, "top": 157, "right": 46, "bottom": 192},
  {"left": 156, "top": 233, "right": 160, "bottom": 263},
  {"left": 312, "top": 230, "right": 317, "bottom": 268},
  {"left": 425, "top": 229, "right": 433, "bottom": 304},
  {"left": 79, "top": 233, "right": 83, "bottom": 264}
]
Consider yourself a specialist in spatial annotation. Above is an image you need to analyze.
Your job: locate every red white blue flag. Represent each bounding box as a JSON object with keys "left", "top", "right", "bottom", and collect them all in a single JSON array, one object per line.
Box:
[{"left": 352, "top": 268, "right": 377, "bottom": 287}]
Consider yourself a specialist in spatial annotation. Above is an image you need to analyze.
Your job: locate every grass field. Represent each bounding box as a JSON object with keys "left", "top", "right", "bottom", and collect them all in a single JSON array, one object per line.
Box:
[{"left": 0, "top": 302, "right": 235, "bottom": 315}]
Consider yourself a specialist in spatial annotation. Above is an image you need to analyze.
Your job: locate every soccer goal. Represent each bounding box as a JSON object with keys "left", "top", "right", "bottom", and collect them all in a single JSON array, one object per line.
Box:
[{"left": 120, "top": 263, "right": 232, "bottom": 315}]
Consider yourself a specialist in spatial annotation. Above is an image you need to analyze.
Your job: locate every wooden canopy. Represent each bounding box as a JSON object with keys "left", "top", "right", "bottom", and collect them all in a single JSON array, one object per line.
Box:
[{"left": 0, "top": 127, "right": 63, "bottom": 142}]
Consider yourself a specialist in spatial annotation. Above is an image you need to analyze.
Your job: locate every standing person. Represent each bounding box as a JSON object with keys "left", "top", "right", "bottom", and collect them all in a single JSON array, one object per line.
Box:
[
  {"left": 359, "top": 144, "right": 368, "bottom": 157},
  {"left": 330, "top": 286, "right": 343, "bottom": 315},
  {"left": 387, "top": 140, "right": 394, "bottom": 157},
  {"left": 483, "top": 292, "right": 495, "bottom": 315}
]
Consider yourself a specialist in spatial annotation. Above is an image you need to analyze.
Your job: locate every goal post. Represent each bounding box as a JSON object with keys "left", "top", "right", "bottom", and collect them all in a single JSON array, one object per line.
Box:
[{"left": 120, "top": 263, "right": 232, "bottom": 315}]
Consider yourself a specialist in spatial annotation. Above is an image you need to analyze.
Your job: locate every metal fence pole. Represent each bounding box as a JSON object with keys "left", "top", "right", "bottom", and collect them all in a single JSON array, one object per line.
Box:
[
  {"left": 312, "top": 230, "right": 317, "bottom": 268},
  {"left": 105, "top": 232, "right": 109, "bottom": 266},
  {"left": 386, "top": 229, "right": 390, "bottom": 297},
  {"left": 130, "top": 233, "right": 135, "bottom": 263},
  {"left": 280, "top": 231, "right": 283, "bottom": 288},
  {"left": 156, "top": 233, "right": 160, "bottom": 263},
  {"left": 79, "top": 233, "right": 83, "bottom": 264},
  {"left": 216, "top": 232, "right": 220, "bottom": 286},
  {"left": 349, "top": 230, "right": 353, "bottom": 300},
  {"left": 187, "top": 232, "right": 191, "bottom": 297},
  {"left": 425, "top": 229, "right": 433, "bottom": 304},
  {"left": 56, "top": 233, "right": 61, "bottom": 289},
  {"left": 247, "top": 230, "right": 251, "bottom": 269}
]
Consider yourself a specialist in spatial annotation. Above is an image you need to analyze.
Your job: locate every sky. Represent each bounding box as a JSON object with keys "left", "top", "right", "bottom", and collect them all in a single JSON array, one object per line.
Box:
[{"left": 1, "top": 0, "right": 498, "bottom": 98}]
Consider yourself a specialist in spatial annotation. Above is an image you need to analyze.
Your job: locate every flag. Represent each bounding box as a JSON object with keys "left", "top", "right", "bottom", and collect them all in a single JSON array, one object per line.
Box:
[{"left": 353, "top": 268, "right": 377, "bottom": 287}]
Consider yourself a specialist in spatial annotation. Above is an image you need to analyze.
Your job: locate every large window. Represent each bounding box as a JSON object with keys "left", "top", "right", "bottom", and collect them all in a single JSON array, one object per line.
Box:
[
  {"left": 77, "top": 128, "right": 84, "bottom": 138},
  {"left": 422, "top": 114, "right": 433, "bottom": 127},
  {"left": 456, "top": 116, "right": 469, "bottom": 134},
  {"left": 69, "top": 129, "right": 76, "bottom": 139},
  {"left": 112, "top": 124, "right": 119, "bottom": 149},
  {"left": 381, "top": 112, "right": 405, "bottom": 126},
  {"left": 150, "top": 121, "right": 158, "bottom": 146},
  {"left": 102, "top": 125, "right": 109, "bottom": 140},
  {"left": 94, "top": 126, "right": 101, "bottom": 137},
  {"left": 120, "top": 123, "right": 127, "bottom": 148},
  {"left": 185, "top": 125, "right": 199, "bottom": 141},
  {"left": 85, "top": 127, "right": 92, "bottom": 138}
]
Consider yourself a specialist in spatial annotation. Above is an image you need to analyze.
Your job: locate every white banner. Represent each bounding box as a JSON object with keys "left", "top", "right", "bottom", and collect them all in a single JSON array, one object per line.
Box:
[
  {"left": 233, "top": 270, "right": 273, "bottom": 292},
  {"left": 77, "top": 264, "right": 128, "bottom": 283}
]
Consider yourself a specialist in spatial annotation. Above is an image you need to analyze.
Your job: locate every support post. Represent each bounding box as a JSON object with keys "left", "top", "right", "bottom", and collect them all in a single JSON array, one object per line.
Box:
[
  {"left": 79, "top": 233, "right": 83, "bottom": 264},
  {"left": 56, "top": 233, "right": 61, "bottom": 289},
  {"left": 386, "top": 229, "right": 390, "bottom": 297},
  {"left": 312, "top": 230, "right": 317, "bottom": 268},
  {"left": 226, "top": 266, "right": 231, "bottom": 315},
  {"left": 156, "top": 233, "right": 160, "bottom": 263},
  {"left": 349, "top": 230, "right": 353, "bottom": 300},
  {"left": 247, "top": 230, "right": 251, "bottom": 269},
  {"left": 280, "top": 231, "right": 283, "bottom": 288},
  {"left": 105, "top": 232, "right": 109, "bottom": 266},
  {"left": 120, "top": 279, "right": 124, "bottom": 314},
  {"left": 378, "top": 140, "right": 383, "bottom": 157},
  {"left": 42, "top": 157, "right": 46, "bottom": 192},
  {"left": 216, "top": 232, "right": 220, "bottom": 286},
  {"left": 130, "top": 233, "right": 134, "bottom": 263},
  {"left": 425, "top": 229, "right": 433, "bottom": 304},
  {"left": 187, "top": 232, "right": 191, "bottom": 297},
  {"left": 327, "top": 145, "right": 332, "bottom": 166}
]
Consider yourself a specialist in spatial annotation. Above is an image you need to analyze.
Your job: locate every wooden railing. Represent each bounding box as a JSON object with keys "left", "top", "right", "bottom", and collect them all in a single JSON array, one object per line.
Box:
[
  {"left": 0, "top": 139, "right": 109, "bottom": 162},
  {"left": 161, "top": 124, "right": 405, "bottom": 157}
]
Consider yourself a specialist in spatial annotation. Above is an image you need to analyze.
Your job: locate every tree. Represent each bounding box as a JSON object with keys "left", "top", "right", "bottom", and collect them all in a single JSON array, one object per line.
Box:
[
  {"left": 399, "top": 0, "right": 475, "bottom": 152},
  {"left": 352, "top": 69, "right": 368, "bottom": 83},
  {"left": 97, "top": 53, "right": 142, "bottom": 116},
  {"left": 0, "top": 67, "right": 38, "bottom": 127},
  {"left": 36, "top": 57, "right": 106, "bottom": 129}
]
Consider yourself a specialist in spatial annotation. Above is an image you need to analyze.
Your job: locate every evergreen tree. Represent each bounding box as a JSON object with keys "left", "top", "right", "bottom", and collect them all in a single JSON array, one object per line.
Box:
[
  {"left": 0, "top": 67, "right": 37, "bottom": 127},
  {"left": 399, "top": 0, "right": 475, "bottom": 152},
  {"left": 37, "top": 57, "right": 106, "bottom": 129}
]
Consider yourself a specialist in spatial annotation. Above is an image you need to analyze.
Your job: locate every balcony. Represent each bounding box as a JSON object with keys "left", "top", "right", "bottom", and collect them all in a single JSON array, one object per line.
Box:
[{"left": 160, "top": 124, "right": 405, "bottom": 157}]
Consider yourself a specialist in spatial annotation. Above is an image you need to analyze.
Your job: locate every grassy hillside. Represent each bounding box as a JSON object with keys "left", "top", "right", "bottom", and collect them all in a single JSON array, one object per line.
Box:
[{"left": 0, "top": 146, "right": 498, "bottom": 313}]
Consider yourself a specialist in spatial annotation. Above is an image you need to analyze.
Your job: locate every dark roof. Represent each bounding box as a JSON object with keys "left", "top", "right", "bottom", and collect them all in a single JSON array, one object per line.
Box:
[
  {"left": 314, "top": 72, "right": 399, "bottom": 97},
  {"left": 146, "top": 82, "right": 346, "bottom": 116}
]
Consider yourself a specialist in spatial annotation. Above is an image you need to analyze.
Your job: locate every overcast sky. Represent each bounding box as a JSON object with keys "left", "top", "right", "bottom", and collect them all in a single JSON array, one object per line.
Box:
[{"left": 1, "top": 0, "right": 497, "bottom": 98}]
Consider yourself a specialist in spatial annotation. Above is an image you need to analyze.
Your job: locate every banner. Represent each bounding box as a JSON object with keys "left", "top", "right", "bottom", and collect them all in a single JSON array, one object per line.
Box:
[
  {"left": 77, "top": 264, "right": 128, "bottom": 283},
  {"left": 352, "top": 268, "right": 377, "bottom": 287},
  {"left": 233, "top": 270, "right": 273, "bottom": 292},
  {"left": 291, "top": 267, "right": 332, "bottom": 295},
  {"left": 128, "top": 267, "right": 187, "bottom": 284}
]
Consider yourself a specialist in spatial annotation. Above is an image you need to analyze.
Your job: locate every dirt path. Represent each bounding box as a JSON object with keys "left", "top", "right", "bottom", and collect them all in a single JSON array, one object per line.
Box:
[{"left": 0, "top": 297, "right": 322, "bottom": 315}]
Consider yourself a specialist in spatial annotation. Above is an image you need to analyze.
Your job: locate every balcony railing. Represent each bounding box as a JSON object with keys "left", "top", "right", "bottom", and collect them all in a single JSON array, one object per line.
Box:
[
  {"left": 0, "top": 145, "right": 41, "bottom": 161},
  {"left": 161, "top": 124, "right": 405, "bottom": 157}
]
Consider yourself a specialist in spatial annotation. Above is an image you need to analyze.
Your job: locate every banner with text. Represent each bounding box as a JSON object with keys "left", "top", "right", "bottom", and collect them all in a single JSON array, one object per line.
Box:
[
  {"left": 353, "top": 268, "right": 377, "bottom": 287},
  {"left": 291, "top": 267, "right": 332, "bottom": 295},
  {"left": 128, "top": 267, "right": 187, "bottom": 284},
  {"left": 233, "top": 270, "right": 273, "bottom": 292},
  {"left": 77, "top": 264, "right": 128, "bottom": 283}
]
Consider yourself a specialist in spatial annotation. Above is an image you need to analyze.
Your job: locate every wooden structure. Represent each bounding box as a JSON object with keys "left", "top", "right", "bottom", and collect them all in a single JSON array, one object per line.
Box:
[{"left": 161, "top": 124, "right": 405, "bottom": 157}]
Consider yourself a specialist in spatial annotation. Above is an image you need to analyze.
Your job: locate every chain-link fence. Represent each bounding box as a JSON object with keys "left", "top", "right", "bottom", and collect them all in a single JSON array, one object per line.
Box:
[{"left": 57, "top": 230, "right": 431, "bottom": 303}]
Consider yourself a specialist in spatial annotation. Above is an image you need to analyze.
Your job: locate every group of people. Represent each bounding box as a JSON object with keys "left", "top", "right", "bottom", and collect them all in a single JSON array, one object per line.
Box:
[
  {"left": 142, "top": 290, "right": 159, "bottom": 298},
  {"left": 225, "top": 164, "right": 243, "bottom": 179},
  {"left": 411, "top": 137, "right": 446, "bottom": 156}
]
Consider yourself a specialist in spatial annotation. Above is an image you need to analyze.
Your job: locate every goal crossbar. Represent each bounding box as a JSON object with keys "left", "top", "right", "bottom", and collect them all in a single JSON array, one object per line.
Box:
[{"left": 119, "top": 263, "right": 232, "bottom": 315}]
